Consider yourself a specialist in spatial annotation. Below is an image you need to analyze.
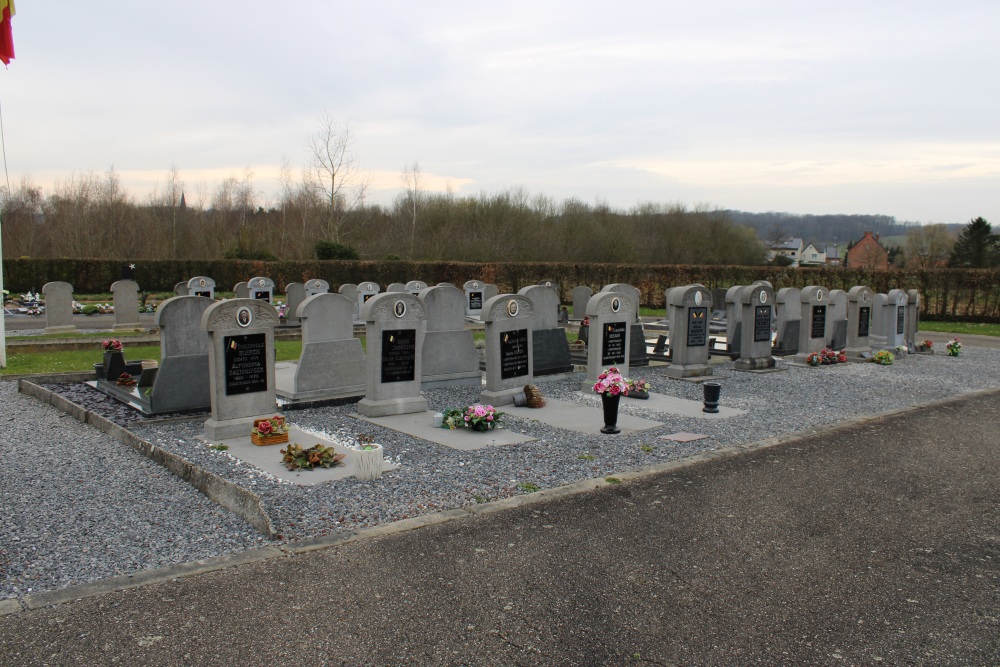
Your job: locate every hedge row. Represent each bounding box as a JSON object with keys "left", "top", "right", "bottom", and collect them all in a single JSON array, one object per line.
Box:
[{"left": 5, "top": 258, "right": 1000, "bottom": 321}]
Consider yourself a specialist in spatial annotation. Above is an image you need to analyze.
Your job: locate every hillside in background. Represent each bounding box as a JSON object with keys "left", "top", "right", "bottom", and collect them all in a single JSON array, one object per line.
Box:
[{"left": 724, "top": 210, "right": 962, "bottom": 248}]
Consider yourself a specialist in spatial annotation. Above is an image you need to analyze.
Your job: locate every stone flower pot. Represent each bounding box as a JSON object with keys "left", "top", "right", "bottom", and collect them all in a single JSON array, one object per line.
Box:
[{"left": 353, "top": 443, "right": 384, "bottom": 481}]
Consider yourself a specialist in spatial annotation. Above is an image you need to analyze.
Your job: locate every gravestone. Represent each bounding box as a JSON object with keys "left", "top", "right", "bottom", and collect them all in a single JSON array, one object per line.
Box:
[
  {"left": 844, "top": 285, "right": 875, "bottom": 362},
  {"left": 601, "top": 283, "right": 648, "bottom": 367},
  {"left": 148, "top": 295, "right": 215, "bottom": 413},
  {"left": 358, "top": 282, "right": 380, "bottom": 316},
  {"left": 42, "top": 281, "right": 76, "bottom": 334},
  {"left": 187, "top": 276, "right": 216, "bottom": 299},
  {"left": 537, "top": 279, "right": 561, "bottom": 302},
  {"left": 572, "top": 286, "right": 593, "bottom": 320},
  {"left": 773, "top": 287, "right": 801, "bottom": 355},
  {"left": 357, "top": 293, "right": 429, "bottom": 417},
  {"left": 582, "top": 292, "right": 633, "bottom": 390},
  {"left": 481, "top": 294, "right": 535, "bottom": 406},
  {"left": 283, "top": 282, "right": 306, "bottom": 326},
  {"left": 871, "top": 293, "right": 888, "bottom": 345},
  {"left": 905, "top": 290, "right": 921, "bottom": 350},
  {"left": 421, "top": 285, "right": 481, "bottom": 388},
  {"left": 248, "top": 277, "right": 275, "bottom": 303},
  {"left": 339, "top": 283, "right": 359, "bottom": 321},
  {"left": 405, "top": 280, "right": 428, "bottom": 296},
  {"left": 664, "top": 285, "right": 713, "bottom": 378},
  {"left": 201, "top": 298, "right": 280, "bottom": 440},
  {"left": 234, "top": 282, "right": 250, "bottom": 299},
  {"left": 828, "top": 289, "right": 848, "bottom": 350},
  {"left": 277, "top": 293, "right": 366, "bottom": 401},
  {"left": 111, "top": 279, "right": 142, "bottom": 330},
  {"left": 386, "top": 283, "right": 407, "bottom": 293},
  {"left": 734, "top": 283, "right": 776, "bottom": 370},
  {"left": 174, "top": 281, "right": 190, "bottom": 297},
  {"left": 792, "top": 286, "right": 832, "bottom": 365},
  {"left": 519, "top": 284, "right": 573, "bottom": 376},
  {"left": 724, "top": 285, "right": 746, "bottom": 354},
  {"left": 884, "top": 289, "right": 908, "bottom": 349},
  {"left": 304, "top": 279, "right": 330, "bottom": 297},
  {"left": 464, "top": 280, "right": 487, "bottom": 318},
  {"left": 483, "top": 284, "right": 499, "bottom": 304}
]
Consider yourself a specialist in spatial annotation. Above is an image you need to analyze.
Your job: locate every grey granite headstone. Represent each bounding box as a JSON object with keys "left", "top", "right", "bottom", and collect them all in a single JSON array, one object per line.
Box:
[
  {"left": 149, "top": 295, "right": 214, "bottom": 413},
  {"left": 464, "top": 280, "right": 487, "bottom": 318},
  {"left": 234, "top": 282, "right": 249, "bottom": 299},
  {"left": 283, "top": 282, "right": 306, "bottom": 326},
  {"left": 884, "top": 289, "right": 908, "bottom": 349},
  {"left": 734, "top": 284, "right": 776, "bottom": 371},
  {"left": 664, "top": 285, "right": 712, "bottom": 378},
  {"left": 572, "top": 286, "right": 593, "bottom": 320},
  {"left": 174, "top": 281, "right": 191, "bottom": 296},
  {"left": 582, "top": 292, "right": 633, "bottom": 390},
  {"left": 339, "top": 283, "right": 359, "bottom": 321},
  {"left": 187, "top": 276, "right": 216, "bottom": 299},
  {"left": 601, "top": 283, "right": 647, "bottom": 366},
  {"left": 202, "top": 298, "right": 280, "bottom": 440},
  {"left": 481, "top": 294, "right": 535, "bottom": 406},
  {"left": 828, "top": 289, "right": 848, "bottom": 350},
  {"left": 42, "top": 281, "right": 75, "bottom": 334},
  {"left": 386, "top": 283, "right": 407, "bottom": 293},
  {"left": 844, "top": 285, "right": 874, "bottom": 362},
  {"left": 421, "top": 285, "right": 481, "bottom": 389},
  {"left": 774, "top": 287, "right": 801, "bottom": 355},
  {"left": 304, "top": 279, "right": 330, "bottom": 297},
  {"left": 277, "top": 293, "right": 365, "bottom": 401},
  {"left": 725, "top": 285, "right": 746, "bottom": 354},
  {"left": 871, "top": 293, "right": 888, "bottom": 345},
  {"left": 405, "top": 280, "right": 428, "bottom": 296},
  {"left": 358, "top": 282, "right": 380, "bottom": 319},
  {"left": 519, "top": 284, "right": 573, "bottom": 376},
  {"left": 792, "top": 285, "right": 832, "bottom": 364},
  {"left": 357, "top": 293, "right": 428, "bottom": 417},
  {"left": 537, "top": 279, "right": 561, "bottom": 302},
  {"left": 905, "top": 290, "right": 921, "bottom": 350},
  {"left": 111, "top": 279, "right": 142, "bottom": 330},
  {"left": 248, "top": 277, "right": 275, "bottom": 303},
  {"left": 602, "top": 283, "right": 641, "bottom": 323},
  {"left": 483, "top": 284, "right": 499, "bottom": 304}
]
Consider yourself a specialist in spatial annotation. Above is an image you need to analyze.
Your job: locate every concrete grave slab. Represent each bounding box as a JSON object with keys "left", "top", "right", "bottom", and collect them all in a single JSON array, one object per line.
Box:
[
  {"left": 658, "top": 432, "right": 710, "bottom": 442},
  {"left": 622, "top": 391, "right": 745, "bottom": 418},
  {"left": 504, "top": 397, "right": 662, "bottom": 434},
  {"left": 351, "top": 411, "right": 537, "bottom": 451}
]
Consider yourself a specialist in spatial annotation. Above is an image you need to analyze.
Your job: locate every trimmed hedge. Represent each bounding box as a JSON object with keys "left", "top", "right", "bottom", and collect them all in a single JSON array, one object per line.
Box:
[{"left": 5, "top": 258, "right": 1000, "bottom": 321}]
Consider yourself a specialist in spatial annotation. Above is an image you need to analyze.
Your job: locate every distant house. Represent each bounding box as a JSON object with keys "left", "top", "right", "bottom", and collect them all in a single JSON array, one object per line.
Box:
[
  {"left": 768, "top": 238, "right": 804, "bottom": 266},
  {"left": 846, "top": 231, "right": 889, "bottom": 269},
  {"left": 824, "top": 244, "right": 842, "bottom": 266},
  {"left": 800, "top": 242, "right": 827, "bottom": 267}
]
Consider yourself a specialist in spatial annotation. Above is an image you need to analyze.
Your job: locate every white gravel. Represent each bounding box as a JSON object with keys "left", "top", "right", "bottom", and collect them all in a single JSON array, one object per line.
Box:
[{"left": 3, "top": 346, "right": 998, "bottom": 604}]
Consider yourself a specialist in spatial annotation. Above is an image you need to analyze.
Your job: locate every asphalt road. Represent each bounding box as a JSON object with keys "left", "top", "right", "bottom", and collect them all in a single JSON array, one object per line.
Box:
[{"left": 2, "top": 389, "right": 999, "bottom": 665}]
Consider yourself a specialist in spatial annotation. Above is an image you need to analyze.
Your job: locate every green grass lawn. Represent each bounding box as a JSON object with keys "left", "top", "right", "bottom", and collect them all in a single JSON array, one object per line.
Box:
[{"left": 918, "top": 321, "right": 1000, "bottom": 337}]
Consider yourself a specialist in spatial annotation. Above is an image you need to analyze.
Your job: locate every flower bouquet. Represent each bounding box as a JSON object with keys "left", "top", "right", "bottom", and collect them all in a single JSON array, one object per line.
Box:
[
  {"left": 115, "top": 372, "right": 137, "bottom": 387},
  {"left": 872, "top": 350, "right": 895, "bottom": 365},
  {"left": 896, "top": 344, "right": 909, "bottom": 356},
  {"left": 626, "top": 378, "right": 651, "bottom": 399},
  {"left": 279, "top": 443, "right": 345, "bottom": 471},
  {"left": 102, "top": 339, "right": 124, "bottom": 353},
  {"left": 946, "top": 338, "right": 961, "bottom": 356},
  {"left": 805, "top": 352, "right": 822, "bottom": 366},
  {"left": 251, "top": 415, "right": 290, "bottom": 446},
  {"left": 917, "top": 339, "right": 934, "bottom": 353},
  {"left": 593, "top": 366, "right": 628, "bottom": 397}
]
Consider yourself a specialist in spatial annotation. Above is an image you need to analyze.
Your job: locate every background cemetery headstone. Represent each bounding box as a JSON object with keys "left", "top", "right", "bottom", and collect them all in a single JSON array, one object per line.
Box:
[
  {"left": 201, "top": 298, "right": 280, "bottom": 440},
  {"left": 248, "top": 277, "right": 275, "bottom": 303},
  {"left": 773, "top": 287, "right": 801, "bottom": 355},
  {"left": 844, "top": 285, "right": 875, "bottom": 362},
  {"left": 480, "top": 294, "right": 535, "bottom": 406},
  {"left": 282, "top": 282, "right": 306, "bottom": 326},
  {"left": 583, "top": 291, "right": 633, "bottom": 390},
  {"left": 792, "top": 286, "right": 832, "bottom": 365},
  {"left": 304, "top": 279, "right": 330, "bottom": 297},
  {"left": 174, "top": 281, "right": 191, "bottom": 297},
  {"left": 187, "top": 276, "right": 216, "bottom": 299},
  {"left": 386, "top": 283, "right": 407, "bottom": 293},
  {"left": 357, "top": 282, "right": 380, "bottom": 319},
  {"left": 111, "top": 279, "right": 142, "bottom": 330},
  {"left": 405, "top": 280, "right": 428, "bottom": 296},
  {"left": 664, "top": 284, "right": 713, "bottom": 378},
  {"left": 42, "top": 281, "right": 76, "bottom": 334},
  {"left": 357, "top": 293, "right": 429, "bottom": 417},
  {"left": 276, "top": 292, "right": 366, "bottom": 402},
  {"left": 572, "top": 286, "right": 593, "bottom": 321},
  {"left": 464, "top": 280, "right": 487, "bottom": 318},
  {"left": 518, "top": 284, "right": 573, "bottom": 377},
  {"left": 734, "top": 283, "right": 776, "bottom": 371},
  {"left": 234, "top": 281, "right": 250, "bottom": 299},
  {"left": 421, "top": 285, "right": 481, "bottom": 389},
  {"left": 338, "top": 283, "right": 359, "bottom": 321}
]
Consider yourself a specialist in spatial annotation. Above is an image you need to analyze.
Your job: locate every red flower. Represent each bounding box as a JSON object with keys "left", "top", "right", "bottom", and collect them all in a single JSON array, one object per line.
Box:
[{"left": 256, "top": 420, "right": 273, "bottom": 435}]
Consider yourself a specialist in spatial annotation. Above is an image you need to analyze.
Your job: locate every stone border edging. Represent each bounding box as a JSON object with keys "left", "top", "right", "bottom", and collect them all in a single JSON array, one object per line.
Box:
[
  {"left": 6, "top": 385, "right": 999, "bottom": 616},
  {"left": 16, "top": 380, "right": 278, "bottom": 541}
]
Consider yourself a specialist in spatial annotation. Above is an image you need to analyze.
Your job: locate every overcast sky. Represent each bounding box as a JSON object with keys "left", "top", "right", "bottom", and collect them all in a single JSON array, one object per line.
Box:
[{"left": 2, "top": 1, "right": 997, "bottom": 224}]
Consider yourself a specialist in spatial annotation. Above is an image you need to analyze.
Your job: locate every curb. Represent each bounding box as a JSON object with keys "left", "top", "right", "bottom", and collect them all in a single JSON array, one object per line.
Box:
[{"left": 7, "top": 385, "right": 1000, "bottom": 616}]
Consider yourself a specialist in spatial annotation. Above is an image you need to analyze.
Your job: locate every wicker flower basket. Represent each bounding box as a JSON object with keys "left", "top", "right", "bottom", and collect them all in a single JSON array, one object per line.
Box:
[{"left": 251, "top": 416, "right": 289, "bottom": 446}]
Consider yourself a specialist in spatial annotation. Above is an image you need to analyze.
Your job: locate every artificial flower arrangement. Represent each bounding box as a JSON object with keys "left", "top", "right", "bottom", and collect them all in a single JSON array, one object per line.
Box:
[
  {"left": 627, "top": 378, "right": 651, "bottom": 393},
  {"left": 593, "top": 366, "right": 629, "bottom": 396},
  {"left": 946, "top": 338, "right": 962, "bottom": 356},
  {"left": 523, "top": 384, "right": 547, "bottom": 408},
  {"left": 807, "top": 349, "right": 847, "bottom": 366},
  {"left": 440, "top": 404, "right": 504, "bottom": 431},
  {"left": 102, "top": 339, "right": 124, "bottom": 353},
  {"left": 279, "top": 443, "right": 345, "bottom": 471},
  {"left": 115, "top": 372, "right": 137, "bottom": 387},
  {"left": 251, "top": 415, "right": 290, "bottom": 445},
  {"left": 872, "top": 350, "right": 895, "bottom": 365},
  {"left": 896, "top": 344, "right": 909, "bottom": 356}
]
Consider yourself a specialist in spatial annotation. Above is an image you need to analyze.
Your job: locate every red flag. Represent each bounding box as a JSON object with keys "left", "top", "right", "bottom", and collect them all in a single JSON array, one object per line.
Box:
[{"left": 0, "top": 0, "right": 14, "bottom": 66}]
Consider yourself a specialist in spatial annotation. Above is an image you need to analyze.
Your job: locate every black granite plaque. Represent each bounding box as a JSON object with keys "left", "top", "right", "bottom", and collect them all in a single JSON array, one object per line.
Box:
[
  {"left": 469, "top": 292, "right": 483, "bottom": 310},
  {"left": 602, "top": 321, "right": 627, "bottom": 365},
  {"left": 253, "top": 290, "right": 269, "bottom": 300},
  {"left": 500, "top": 328, "right": 529, "bottom": 380},
  {"left": 858, "top": 306, "right": 871, "bottom": 338},
  {"left": 687, "top": 307, "right": 708, "bottom": 347},
  {"left": 811, "top": 305, "right": 826, "bottom": 339},
  {"left": 754, "top": 305, "right": 772, "bottom": 342},
  {"left": 224, "top": 333, "right": 268, "bottom": 396},
  {"left": 896, "top": 306, "right": 905, "bottom": 335},
  {"left": 194, "top": 291, "right": 211, "bottom": 298},
  {"left": 381, "top": 329, "right": 416, "bottom": 383}
]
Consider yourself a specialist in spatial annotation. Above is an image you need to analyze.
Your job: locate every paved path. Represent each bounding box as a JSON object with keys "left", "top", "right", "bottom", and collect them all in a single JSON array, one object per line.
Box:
[{"left": 2, "top": 390, "right": 999, "bottom": 665}]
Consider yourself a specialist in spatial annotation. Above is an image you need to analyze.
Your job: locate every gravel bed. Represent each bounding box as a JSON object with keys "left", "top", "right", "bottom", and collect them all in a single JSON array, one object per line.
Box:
[{"left": 5, "top": 347, "right": 999, "bottom": 603}]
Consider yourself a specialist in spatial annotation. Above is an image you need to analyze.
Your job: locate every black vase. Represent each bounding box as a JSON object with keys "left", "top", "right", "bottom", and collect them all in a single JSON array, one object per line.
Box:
[
  {"left": 601, "top": 393, "right": 621, "bottom": 434},
  {"left": 703, "top": 382, "right": 721, "bottom": 413},
  {"left": 103, "top": 351, "right": 126, "bottom": 382}
]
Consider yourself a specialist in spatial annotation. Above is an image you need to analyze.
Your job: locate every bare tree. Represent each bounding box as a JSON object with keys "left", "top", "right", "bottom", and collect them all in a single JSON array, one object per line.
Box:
[
  {"left": 401, "top": 161, "right": 422, "bottom": 258},
  {"left": 306, "top": 113, "right": 371, "bottom": 243},
  {"left": 905, "top": 223, "right": 954, "bottom": 269},
  {"left": 165, "top": 165, "right": 184, "bottom": 259}
]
